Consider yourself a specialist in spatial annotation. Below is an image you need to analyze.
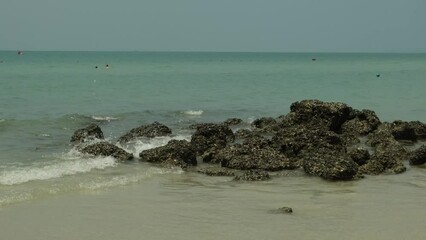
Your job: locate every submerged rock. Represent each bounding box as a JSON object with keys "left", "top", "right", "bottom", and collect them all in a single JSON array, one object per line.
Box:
[
  {"left": 276, "top": 207, "right": 293, "bottom": 214},
  {"left": 118, "top": 122, "right": 172, "bottom": 143},
  {"left": 233, "top": 170, "right": 271, "bottom": 181},
  {"left": 70, "top": 124, "right": 104, "bottom": 144},
  {"left": 81, "top": 142, "right": 133, "bottom": 161},
  {"left": 139, "top": 140, "right": 197, "bottom": 168},
  {"left": 196, "top": 166, "right": 237, "bottom": 177},
  {"left": 409, "top": 145, "right": 426, "bottom": 165}
]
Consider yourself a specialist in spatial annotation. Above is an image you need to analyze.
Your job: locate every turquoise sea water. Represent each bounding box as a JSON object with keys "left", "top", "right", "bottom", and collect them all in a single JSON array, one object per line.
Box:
[{"left": 0, "top": 51, "right": 425, "bottom": 239}]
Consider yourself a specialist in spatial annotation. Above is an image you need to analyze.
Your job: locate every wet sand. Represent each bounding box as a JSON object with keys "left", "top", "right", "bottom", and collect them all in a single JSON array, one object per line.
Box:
[{"left": 0, "top": 166, "right": 425, "bottom": 240}]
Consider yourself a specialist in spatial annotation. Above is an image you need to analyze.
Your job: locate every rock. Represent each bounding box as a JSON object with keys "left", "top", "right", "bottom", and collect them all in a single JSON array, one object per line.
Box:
[
  {"left": 360, "top": 141, "right": 407, "bottom": 175},
  {"left": 341, "top": 109, "right": 381, "bottom": 136},
  {"left": 276, "top": 207, "right": 293, "bottom": 214},
  {"left": 251, "top": 117, "right": 278, "bottom": 133},
  {"left": 70, "top": 124, "right": 104, "bottom": 144},
  {"left": 347, "top": 147, "right": 370, "bottom": 166},
  {"left": 218, "top": 144, "right": 297, "bottom": 171},
  {"left": 190, "top": 123, "right": 235, "bottom": 155},
  {"left": 118, "top": 122, "right": 172, "bottom": 143},
  {"left": 367, "top": 124, "right": 395, "bottom": 147},
  {"left": 234, "top": 129, "right": 260, "bottom": 140},
  {"left": 409, "top": 145, "right": 426, "bottom": 165},
  {"left": 389, "top": 121, "right": 418, "bottom": 141},
  {"left": 408, "top": 121, "right": 426, "bottom": 139},
  {"left": 233, "top": 170, "right": 270, "bottom": 181},
  {"left": 289, "top": 99, "right": 353, "bottom": 132},
  {"left": 81, "top": 142, "right": 133, "bottom": 161},
  {"left": 223, "top": 118, "right": 243, "bottom": 126},
  {"left": 196, "top": 166, "right": 237, "bottom": 177},
  {"left": 139, "top": 140, "right": 196, "bottom": 168},
  {"left": 273, "top": 125, "right": 345, "bottom": 159},
  {"left": 302, "top": 149, "right": 359, "bottom": 180},
  {"left": 202, "top": 135, "right": 272, "bottom": 164}
]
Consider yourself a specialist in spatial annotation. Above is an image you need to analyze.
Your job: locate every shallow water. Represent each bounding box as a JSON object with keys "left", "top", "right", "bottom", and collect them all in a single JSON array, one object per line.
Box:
[
  {"left": 1, "top": 166, "right": 425, "bottom": 240},
  {"left": 0, "top": 51, "right": 425, "bottom": 239}
]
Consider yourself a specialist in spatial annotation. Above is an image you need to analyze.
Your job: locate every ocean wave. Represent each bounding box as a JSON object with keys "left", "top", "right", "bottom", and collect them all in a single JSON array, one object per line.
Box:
[
  {"left": 183, "top": 110, "right": 204, "bottom": 116},
  {"left": 0, "top": 151, "right": 118, "bottom": 186},
  {"left": 91, "top": 115, "right": 119, "bottom": 121},
  {"left": 78, "top": 167, "right": 183, "bottom": 190}
]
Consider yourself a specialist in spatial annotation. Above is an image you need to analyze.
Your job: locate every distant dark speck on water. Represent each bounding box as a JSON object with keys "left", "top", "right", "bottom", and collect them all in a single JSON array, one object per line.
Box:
[
  {"left": 95, "top": 66, "right": 98, "bottom": 69},
  {"left": 376, "top": 74, "right": 380, "bottom": 77},
  {"left": 312, "top": 58, "right": 316, "bottom": 61}
]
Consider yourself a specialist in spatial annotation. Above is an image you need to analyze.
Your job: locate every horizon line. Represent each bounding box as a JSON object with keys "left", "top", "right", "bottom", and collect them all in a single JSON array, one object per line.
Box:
[{"left": 1, "top": 49, "right": 425, "bottom": 54}]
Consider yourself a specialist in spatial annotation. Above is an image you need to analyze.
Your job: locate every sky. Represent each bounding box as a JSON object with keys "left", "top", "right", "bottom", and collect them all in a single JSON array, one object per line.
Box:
[{"left": 1, "top": 0, "right": 425, "bottom": 52}]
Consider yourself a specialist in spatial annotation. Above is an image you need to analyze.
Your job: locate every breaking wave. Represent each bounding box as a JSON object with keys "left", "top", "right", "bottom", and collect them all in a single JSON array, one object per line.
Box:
[
  {"left": 0, "top": 150, "right": 118, "bottom": 186},
  {"left": 183, "top": 110, "right": 204, "bottom": 116}
]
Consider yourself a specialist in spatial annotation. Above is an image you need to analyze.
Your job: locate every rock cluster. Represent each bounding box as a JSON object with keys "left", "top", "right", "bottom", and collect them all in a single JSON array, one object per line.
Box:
[{"left": 69, "top": 99, "right": 426, "bottom": 181}]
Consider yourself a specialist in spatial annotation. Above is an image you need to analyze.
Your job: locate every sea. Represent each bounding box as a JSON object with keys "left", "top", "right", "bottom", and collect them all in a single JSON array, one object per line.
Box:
[{"left": 0, "top": 51, "right": 425, "bottom": 240}]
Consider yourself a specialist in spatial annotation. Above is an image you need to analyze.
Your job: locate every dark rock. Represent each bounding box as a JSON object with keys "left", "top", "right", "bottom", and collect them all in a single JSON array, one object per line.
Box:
[
  {"left": 302, "top": 149, "right": 359, "bottom": 180},
  {"left": 251, "top": 117, "right": 278, "bottom": 133},
  {"left": 276, "top": 207, "right": 293, "bottom": 214},
  {"left": 289, "top": 99, "right": 353, "bottom": 132},
  {"left": 218, "top": 144, "right": 297, "bottom": 171},
  {"left": 409, "top": 145, "right": 426, "bottom": 165},
  {"left": 190, "top": 123, "right": 235, "bottom": 155},
  {"left": 242, "top": 135, "right": 272, "bottom": 149},
  {"left": 341, "top": 109, "right": 381, "bottom": 136},
  {"left": 223, "top": 118, "right": 243, "bottom": 126},
  {"left": 139, "top": 140, "right": 196, "bottom": 168},
  {"left": 273, "top": 125, "right": 345, "bottom": 159},
  {"left": 389, "top": 120, "right": 418, "bottom": 141},
  {"left": 234, "top": 129, "right": 256, "bottom": 139},
  {"left": 409, "top": 121, "right": 426, "bottom": 140},
  {"left": 367, "top": 124, "right": 395, "bottom": 147},
  {"left": 360, "top": 141, "right": 407, "bottom": 175},
  {"left": 196, "top": 166, "right": 237, "bottom": 177},
  {"left": 81, "top": 142, "right": 133, "bottom": 161},
  {"left": 347, "top": 147, "right": 370, "bottom": 166},
  {"left": 70, "top": 124, "right": 104, "bottom": 144},
  {"left": 118, "top": 122, "right": 172, "bottom": 143},
  {"left": 361, "top": 124, "right": 408, "bottom": 174},
  {"left": 233, "top": 170, "right": 270, "bottom": 181}
]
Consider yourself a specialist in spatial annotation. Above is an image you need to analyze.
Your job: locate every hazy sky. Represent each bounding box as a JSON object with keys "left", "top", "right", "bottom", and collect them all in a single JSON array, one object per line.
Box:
[{"left": 1, "top": 0, "right": 425, "bottom": 52}]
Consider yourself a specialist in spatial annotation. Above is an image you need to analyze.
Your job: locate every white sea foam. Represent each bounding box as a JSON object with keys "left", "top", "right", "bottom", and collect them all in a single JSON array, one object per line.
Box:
[
  {"left": 0, "top": 151, "right": 117, "bottom": 186},
  {"left": 78, "top": 167, "right": 183, "bottom": 190},
  {"left": 183, "top": 110, "right": 204, "bottom": 116},
  {"left": 121, "top": 135, "right": 192, "bottom": 157},
  {"left": 91, "top": 115, "right": 119, "bottom": 121}
]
